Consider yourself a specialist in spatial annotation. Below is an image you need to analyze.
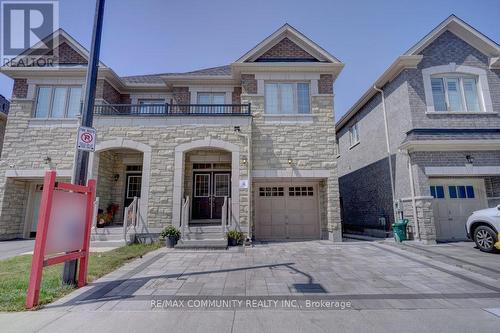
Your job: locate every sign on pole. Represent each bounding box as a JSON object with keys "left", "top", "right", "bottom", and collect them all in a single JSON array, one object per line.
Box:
[
  {"left": 25, "top": 171, "right": 96, "bottom": 309},
  {"left": 77, "top": 126, "right": 96, "bottom": 152}
]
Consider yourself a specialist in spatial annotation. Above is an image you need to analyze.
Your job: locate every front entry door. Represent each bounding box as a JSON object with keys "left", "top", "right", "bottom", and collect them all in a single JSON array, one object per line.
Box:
[
  {"left": 124, "top": 173, "right": 142, "bottom": 208},
  {"left": 192, "top": 172, "right": 230, "bottom": 221}
]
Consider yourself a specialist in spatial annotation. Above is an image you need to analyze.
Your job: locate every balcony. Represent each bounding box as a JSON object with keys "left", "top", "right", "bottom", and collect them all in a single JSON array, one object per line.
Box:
[{"left": 94, "top": 103, "right": 251, "bottom": 116}]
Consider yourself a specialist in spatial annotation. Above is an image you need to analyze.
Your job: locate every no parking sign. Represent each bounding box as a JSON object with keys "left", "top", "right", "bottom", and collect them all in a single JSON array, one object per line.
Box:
[{"left": 77, "top": 126, "right": 96, "bottom": 152}]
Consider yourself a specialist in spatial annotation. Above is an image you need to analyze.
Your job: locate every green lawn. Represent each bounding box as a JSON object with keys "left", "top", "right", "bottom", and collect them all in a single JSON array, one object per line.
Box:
[{"left": 0, "top": 242, "right": 162, "bottom": 311}]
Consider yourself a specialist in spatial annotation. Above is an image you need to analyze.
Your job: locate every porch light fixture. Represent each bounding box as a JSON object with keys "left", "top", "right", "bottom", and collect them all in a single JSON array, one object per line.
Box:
[
  {"left": 242, "top": 157, "right": 247, "bottom": 165},
  {"left": 43, "top": 156, "right": 51, "bottom": 164},
  {"left": 114, "top": 174, "right": 120, "bottom": 182},
  {"left": 465, "top": 155, "right": 474, "bottom": 165},
  {"left": 288, "top": 158, "right": 293, "bottom": 165}
]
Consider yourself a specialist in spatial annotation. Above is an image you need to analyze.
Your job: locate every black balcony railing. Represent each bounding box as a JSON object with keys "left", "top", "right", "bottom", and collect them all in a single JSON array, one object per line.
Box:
[{"left": 94, "top": 103, "right": 251, "bottom": 116}]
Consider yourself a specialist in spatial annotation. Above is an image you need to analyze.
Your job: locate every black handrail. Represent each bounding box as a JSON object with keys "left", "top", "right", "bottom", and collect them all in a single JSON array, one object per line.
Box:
[{"left": 94, "top": 103, "right": 251, "bottom": 116}]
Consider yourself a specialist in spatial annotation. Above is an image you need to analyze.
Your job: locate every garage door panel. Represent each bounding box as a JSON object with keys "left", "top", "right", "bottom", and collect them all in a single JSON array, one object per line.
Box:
[
  {"left": 255, "top": 183, "right": 320, "bottom": 241},
  {"left": 430, "top": 179, "right": 487, "bottom": 241}
]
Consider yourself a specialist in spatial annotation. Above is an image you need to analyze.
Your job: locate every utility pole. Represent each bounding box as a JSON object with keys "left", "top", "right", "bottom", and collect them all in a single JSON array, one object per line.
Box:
[{"left": 62, "top": 0, "right": 106, "bottom": 285}]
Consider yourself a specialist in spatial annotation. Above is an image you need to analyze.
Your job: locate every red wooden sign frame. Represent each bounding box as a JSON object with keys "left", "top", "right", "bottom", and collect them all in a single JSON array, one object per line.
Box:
[{"left": 26, "top": 171, "right": 96, "bottom": 309}]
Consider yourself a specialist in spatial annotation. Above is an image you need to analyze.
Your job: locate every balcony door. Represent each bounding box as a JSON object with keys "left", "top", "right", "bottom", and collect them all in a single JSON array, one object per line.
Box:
[{"left": 192, "top": 172, "right": 231, "bottom": 221}]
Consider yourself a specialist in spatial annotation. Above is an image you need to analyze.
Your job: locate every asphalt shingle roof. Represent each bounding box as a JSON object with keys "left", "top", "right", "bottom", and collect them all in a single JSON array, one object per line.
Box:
[{"left": 121, "top": 65, "right": 231, "bottom": 84}]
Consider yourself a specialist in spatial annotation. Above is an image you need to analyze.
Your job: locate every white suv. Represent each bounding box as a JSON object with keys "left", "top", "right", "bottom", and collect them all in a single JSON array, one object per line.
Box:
[{"left": 466, "top": 205, "right": 500, "bottom": 253}]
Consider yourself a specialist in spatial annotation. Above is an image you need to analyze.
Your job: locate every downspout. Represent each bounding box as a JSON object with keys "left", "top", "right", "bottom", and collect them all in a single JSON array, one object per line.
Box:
[
  {"left": 406, "top": 149, "right": 421, "bottom": 241},
  {"left": 373, "top": 86, "right": 398, "bottom": 225},
  {"left": 235, "top": 126, "right": 252, "bottom": 241}
]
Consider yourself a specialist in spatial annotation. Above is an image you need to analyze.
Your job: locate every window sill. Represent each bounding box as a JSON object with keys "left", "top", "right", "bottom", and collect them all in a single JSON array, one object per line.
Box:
[
  {"left": 28, "top": 118, "right": 79, "bottom": 127},
  {"left": 425, "top": 111, "right": 497, "bottom": 115},
  {"left": 262, "top": 114, "right": 314, "bottom": 123},
  {"left": 349, "top": 141, "right": 360, "bottom": 150}
]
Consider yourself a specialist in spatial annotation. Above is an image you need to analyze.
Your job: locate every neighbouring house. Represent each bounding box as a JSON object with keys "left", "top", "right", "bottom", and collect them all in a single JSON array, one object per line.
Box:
[
  {"left": 0, "top": 24, "right": 343, "bottom": 245},
  {"left": 336, "top": 15, "right": 500, "bottom": 243},
  {"left": 0, "top": 95, "right": 9, "bottom": 158}
]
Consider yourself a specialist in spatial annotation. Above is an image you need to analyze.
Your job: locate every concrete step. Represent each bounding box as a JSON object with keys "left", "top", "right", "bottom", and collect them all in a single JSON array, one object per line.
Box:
[
  {"left": 90, "top": 239, "right": 126, "bottom": 248},
  {"left": 182, "top": 232, "right": 226, "bottom": 240},
  {"left": 91, "top": 233, "right": 124, "bottom": 241},
  {"left": 184, "top": 225, "right": 224, "bottom": 233},
  {"left": 175, "top": 239, "right": 227, "bottom": 249}
]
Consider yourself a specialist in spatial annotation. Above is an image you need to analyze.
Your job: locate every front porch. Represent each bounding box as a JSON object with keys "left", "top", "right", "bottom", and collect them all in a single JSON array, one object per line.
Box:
[{"left": 173, "top": 140, "right": 245, "bottom": 248}]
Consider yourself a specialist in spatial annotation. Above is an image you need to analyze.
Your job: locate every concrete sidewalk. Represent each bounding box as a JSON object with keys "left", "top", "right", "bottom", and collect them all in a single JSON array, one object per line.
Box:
[{"left": 1, "top": 241, "right": 499, "bottom": 332}]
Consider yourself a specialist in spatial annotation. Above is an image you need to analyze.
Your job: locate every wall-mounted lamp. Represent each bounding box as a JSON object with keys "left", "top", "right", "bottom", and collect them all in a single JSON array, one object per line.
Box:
[
  {"left": 287, "top": 158, "right": 293, "bottom": 166},
  {"left": 466, "top": 155, "right": 474, "bottom": 165},
  {"left": 43, "top": 156, "right": 52, "bottom": 164},
  {"left": 114, "top": 174, "right": 120, "bottom": 182},
  {"left": 242, "top": 157, "right": 247, "bottom": 165}
]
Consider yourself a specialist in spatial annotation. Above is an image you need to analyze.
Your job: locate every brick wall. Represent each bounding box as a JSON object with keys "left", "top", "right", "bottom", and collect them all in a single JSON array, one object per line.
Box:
[
  {"left": 96, "top": 80, "right": 130, "bottom": 104},
  {"left": 241, "top": 74, "right": 257, "bottom": 94},
  {"left": 339, "top": 155, "right": 395, "bottom": 231},
  {"left": 256, "top": 38, "right": 317, "bottom": 61},
  {"left": 232, "top": 87, "right": 242, "bottom": 104},
  {"left": 54, "top": 42, "right": 87, "bottom": 65},
  {"left": 407, "top": 31, "right": 500, "bottom": 128},
  {"left": 318, "top": 74, "right": 333, "bottom": 94},
  {"left": 12, "top": 79, "right": 28, "bottom": 99},
  {"left": 172, "top": 87, "right": 190, "bottom": 104}
]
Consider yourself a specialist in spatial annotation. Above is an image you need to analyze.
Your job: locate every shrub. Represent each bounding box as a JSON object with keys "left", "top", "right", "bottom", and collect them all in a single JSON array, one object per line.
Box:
[
  {"left": 160, "top": 225, "right": 181, "bottom": 239},
  {"left": 226, "top": 230, "right": 244, "bottom": 244}
]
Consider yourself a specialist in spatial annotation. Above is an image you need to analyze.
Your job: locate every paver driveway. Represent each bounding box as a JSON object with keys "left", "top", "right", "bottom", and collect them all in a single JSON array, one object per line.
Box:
[
  {"left": 2, "top": 241, "right": 500, "bottom": 333},
  {"left": 43, "top": 240, "right": 500, "bottom": 310}
]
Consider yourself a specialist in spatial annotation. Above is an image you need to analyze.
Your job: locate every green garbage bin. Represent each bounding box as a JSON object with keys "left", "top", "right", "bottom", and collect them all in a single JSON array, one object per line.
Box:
[{"left": 392, "top": 219, "right": 409, "bottom": 242}]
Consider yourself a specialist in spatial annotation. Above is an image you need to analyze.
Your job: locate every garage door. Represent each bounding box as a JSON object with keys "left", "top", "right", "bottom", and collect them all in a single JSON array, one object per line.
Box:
[
  {"left": 429, "top": 178, "right": 487, "bottom": 241},
  {"left": 254, "top": 183, "right": 320, "bottom": 240}
]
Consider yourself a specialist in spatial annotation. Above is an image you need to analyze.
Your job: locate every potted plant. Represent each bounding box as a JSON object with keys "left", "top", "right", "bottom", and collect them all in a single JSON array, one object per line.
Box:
[
  {"left": 226, "top": 230, "right": 244, "bottom": 246},
  {"left": 160, "top": 225, "right": 181, "bottom": 248}
]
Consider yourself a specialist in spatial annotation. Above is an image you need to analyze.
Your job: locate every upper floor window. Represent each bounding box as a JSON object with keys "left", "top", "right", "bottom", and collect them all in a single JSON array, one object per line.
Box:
[
  {"left": 138, "top": 99, "right": 164, "bottom": 114},
  {"left": 265, "top": 82, "right": 310, "bottom": 114},
  {"left": 349, "top": 122, "right": 359, "bottom": 146},
  {"left": 197, "top": 93, "right": 225, "bottom": 104},
  {"left": 431, "top": 75, "right": 481, "bottom": 112},
  {"left": 34, "top": 86, "right": 82, "bottom": 118}
]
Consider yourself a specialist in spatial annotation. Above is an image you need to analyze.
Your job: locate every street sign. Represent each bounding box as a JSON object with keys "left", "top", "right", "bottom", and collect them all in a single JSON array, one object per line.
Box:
[{"left": 77, "top": 126, "right": 96, "bottom": 152}]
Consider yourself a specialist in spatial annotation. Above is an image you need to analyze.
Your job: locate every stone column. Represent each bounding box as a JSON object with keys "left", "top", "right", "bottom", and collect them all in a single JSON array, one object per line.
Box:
[{"left": 401, "top": 196, "right": 436, "bottom": 244}]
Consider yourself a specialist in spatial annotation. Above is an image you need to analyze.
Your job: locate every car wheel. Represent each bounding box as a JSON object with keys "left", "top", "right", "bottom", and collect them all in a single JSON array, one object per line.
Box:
[{"left": 473, "top": 225, "right": 498, "bottom": 253}]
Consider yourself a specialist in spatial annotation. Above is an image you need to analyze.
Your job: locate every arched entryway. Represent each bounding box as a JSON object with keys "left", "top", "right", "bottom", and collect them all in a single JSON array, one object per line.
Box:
[
  {"left": 89, "top": 139, "right": 152, "bottom": 227},
  {"left": 173, "top": 139, "right": 240, "bottom": 228}
]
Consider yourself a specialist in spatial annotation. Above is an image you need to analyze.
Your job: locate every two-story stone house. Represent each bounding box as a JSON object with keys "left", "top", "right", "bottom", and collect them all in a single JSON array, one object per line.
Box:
[
  {"left": 337, "top": 16, "right": 500, "bottom": 244},
  {"left": 0, "top": 24, "right": 343, "bottom": 246}
]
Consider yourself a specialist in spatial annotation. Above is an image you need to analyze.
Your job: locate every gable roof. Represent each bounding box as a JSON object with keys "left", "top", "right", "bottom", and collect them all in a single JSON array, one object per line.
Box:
[
  {"left": 235, "top": 24, "right": 341, "bottom": 64},
  {"left": 336, "top": 15, "right": 500, "bottom": 131},
  {"left": 405, "top": 15, "right": 500, "bottom": 57},
  {"left": 2, "top": 28, "right": 107, "bottom": 69}
]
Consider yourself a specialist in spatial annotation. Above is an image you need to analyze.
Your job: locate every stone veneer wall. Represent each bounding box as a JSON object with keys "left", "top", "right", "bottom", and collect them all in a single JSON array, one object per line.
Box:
[
  {"left": 0, "top": 97, "right": 251, "bottom": 238},
  {"left": 0, "top": 117, "right": 6, "bottom": 157},
  {"left": 401, "top": 197, "right": 436, "bottom": 243},
  {"left": 242, "top": 92, "right": 341, "bottom": 241}
]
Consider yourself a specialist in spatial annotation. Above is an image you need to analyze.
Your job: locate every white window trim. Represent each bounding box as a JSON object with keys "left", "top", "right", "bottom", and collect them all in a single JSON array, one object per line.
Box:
[
  {"left": 422, "top": 63, "right": 494, "bottom": 113},
  {"left": 196, "top": 92, "right": 226, "bottom": 104},
  {"left": 188, "top": 86, "right": 233, "bottom": 104},
  {"left": 264, "top": 81, "right": 311, "bottom": 115},
  {"left": 33, "top": 85, "right": 82, "bottom": 119},
  {"left": 130, "top": 93, "right": 170, "bottom": 104},
  {"left": 349, "top": 122, "right": 360, "bottom": 148}
]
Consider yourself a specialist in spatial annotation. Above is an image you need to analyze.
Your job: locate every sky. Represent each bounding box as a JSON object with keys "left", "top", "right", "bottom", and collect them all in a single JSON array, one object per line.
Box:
[{"left": 0, "top": 0, "right": 499, "bottom": 119}]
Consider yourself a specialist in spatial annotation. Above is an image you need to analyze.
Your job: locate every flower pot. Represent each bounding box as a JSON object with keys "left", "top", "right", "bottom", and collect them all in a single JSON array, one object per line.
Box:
[
  {"left": 228, "top": 238, "right": 238, "bottom": 247},
  {"left": 165, "top": 235, "right": 178, "bottom": 248}
]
